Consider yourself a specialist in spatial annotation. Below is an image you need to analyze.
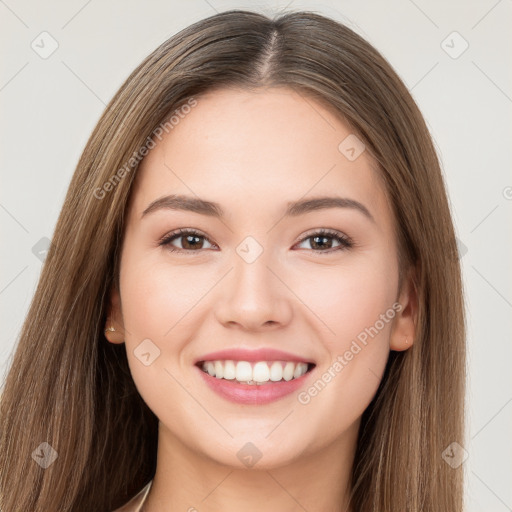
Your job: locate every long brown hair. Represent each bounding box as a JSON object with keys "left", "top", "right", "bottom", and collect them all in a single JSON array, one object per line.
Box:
[{"left": 0, "top": 9, "right": 466, "bottom": 511}]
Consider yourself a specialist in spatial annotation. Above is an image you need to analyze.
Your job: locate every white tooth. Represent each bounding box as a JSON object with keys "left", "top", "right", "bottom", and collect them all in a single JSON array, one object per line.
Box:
[
  {"left": 203, "top": 359, "right": 309, "bottom": 382},
  {"left": 282, "top": 362, "right": 295, "bottom": 381},
  {"left": 253, "top": 362, "right": 270, "bottom": 383},
  {"left": 206, "top": 361, "right": 215, "bottom": 376},
  {"left": 214, "top": 361, "right": 224, "bottom": 379},
  {"left": 269, "top": 361, "right": 283, "bottom": 381},
  {"left": 223, "top": 360, "right": 236, "bottom": 380},
  {"left": 235, "top": 361, "right": 252, "bottom": 382},
  {"left": 293, "top": 362, "right": 307, "bottom": 378}
]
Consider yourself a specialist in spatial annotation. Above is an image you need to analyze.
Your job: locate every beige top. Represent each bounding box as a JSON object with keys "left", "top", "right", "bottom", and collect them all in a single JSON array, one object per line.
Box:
[{"left": 112, "top": 480, "right": 153, "bottom": 512}]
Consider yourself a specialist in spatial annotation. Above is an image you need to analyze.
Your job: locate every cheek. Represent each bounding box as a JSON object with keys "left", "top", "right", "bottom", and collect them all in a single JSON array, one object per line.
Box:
[
  {"left": 118, "top": 249, "right": 228, "bottom": 400},
  {"left": 119, "top": 250, "right": 211, "bottom": 340},
  {"left": 118, "top": 251, "right": 209, "bottom": 418},
  {"left": 304, "top": 254, "right": 398, "bottom": 348},
  {"left": 298, "top": 254, "right": 397, "bottom": 408},
  {"left": 293, "top": 261, "right": 397, "bottom": 442},
  {"left": 297, "top": 253, "right": 398, "bottom": 405}
]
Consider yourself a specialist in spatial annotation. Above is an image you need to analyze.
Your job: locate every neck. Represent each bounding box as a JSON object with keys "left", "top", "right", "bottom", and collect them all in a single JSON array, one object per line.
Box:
[{"left": 143, "top": 420, "right": 359, "bottom": 512}]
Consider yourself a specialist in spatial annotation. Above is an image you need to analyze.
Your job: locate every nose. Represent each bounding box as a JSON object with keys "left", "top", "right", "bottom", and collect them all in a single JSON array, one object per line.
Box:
[{"left": 214, "top": 249, "right": 293, "bottom": 332}]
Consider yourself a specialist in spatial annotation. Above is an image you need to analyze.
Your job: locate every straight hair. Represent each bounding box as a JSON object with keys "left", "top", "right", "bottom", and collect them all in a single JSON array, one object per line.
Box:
[{"left": 0, "top": 9, "right": 466, "bottom": 511}]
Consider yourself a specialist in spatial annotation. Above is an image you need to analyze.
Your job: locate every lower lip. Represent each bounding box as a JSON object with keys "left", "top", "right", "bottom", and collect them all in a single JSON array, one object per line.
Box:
[{"left": 195, "top": 364, "right": 315, "bottom": 405}]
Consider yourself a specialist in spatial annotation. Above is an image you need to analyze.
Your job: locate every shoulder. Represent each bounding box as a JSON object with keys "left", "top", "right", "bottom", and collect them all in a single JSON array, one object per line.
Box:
[{"left": 112, "top": 480, "right": 153, "bottom": 512}]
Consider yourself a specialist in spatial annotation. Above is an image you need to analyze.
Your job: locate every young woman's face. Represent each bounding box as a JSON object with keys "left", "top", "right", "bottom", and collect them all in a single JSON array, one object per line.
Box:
[{"left": 113, "top": 87, "right": 413, "bottom": 469}]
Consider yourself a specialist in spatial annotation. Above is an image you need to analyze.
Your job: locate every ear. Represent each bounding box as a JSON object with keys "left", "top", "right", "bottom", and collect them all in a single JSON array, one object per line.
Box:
[
  {"left": 390, "top": 266, "right": 418, "bottom": 351},
  {"left": 104, "top": 284, "right": 125, "bottom": 344}
]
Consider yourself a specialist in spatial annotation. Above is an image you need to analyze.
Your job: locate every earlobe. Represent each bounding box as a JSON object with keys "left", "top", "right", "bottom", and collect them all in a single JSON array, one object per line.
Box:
[
  {"left": 390, "top": 334, "right": 413, "bottom": 351},
  {"left": 104, "top": 324, "right": 125, "bottom": 344}
]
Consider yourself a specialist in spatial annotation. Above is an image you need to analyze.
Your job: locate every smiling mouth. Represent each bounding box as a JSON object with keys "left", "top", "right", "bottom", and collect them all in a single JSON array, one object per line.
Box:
[{"left": 195, "top": 359, "right": 316, "bottom": 385}]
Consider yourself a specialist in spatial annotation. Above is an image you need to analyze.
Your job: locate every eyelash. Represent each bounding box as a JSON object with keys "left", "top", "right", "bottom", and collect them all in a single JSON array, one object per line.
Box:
[{"left": 158, "top": 228, "right": 354, "bottom": 255}]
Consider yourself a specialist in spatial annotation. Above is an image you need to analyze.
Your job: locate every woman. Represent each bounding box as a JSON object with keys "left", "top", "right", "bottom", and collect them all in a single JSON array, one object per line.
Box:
[{"left": 0, "top": 9, "right": 466, "bottom": 512}]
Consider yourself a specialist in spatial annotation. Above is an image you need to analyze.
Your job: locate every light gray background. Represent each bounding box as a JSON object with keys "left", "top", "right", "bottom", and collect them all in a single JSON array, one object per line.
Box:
[{"left": 1, "top": 1, "right": 511, "bottom": 510}]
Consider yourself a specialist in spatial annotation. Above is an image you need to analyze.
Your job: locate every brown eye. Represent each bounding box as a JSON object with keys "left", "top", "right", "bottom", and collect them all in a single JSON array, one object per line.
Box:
[
  {"left": 158, "top": 228, "right": 353, "bottom": 255},
  {"left": 295, "top": 229, "right": 353, "bottom": 254},
  {"left": 159, "top": 229, "right": 214, "bottom": 253}
]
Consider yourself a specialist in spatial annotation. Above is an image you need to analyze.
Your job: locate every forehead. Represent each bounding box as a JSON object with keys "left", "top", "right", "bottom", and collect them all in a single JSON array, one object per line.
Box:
[{"left": 128, "top": 87, "right": 391, "bottom": 226}]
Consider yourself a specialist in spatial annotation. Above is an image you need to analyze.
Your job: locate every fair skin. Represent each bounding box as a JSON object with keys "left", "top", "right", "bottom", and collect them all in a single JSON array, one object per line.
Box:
[{"left": 105, "top": 87, "right": 417, "bottom": 512}]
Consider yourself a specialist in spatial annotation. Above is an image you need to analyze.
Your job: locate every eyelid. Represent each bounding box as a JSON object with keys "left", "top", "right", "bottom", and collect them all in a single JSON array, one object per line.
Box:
[
  {"left": 296, "top": 227, "right": 349, "bottom": 243},
  {"left": 294, "top": 228, "right": 354, "bottom": 252},
  {"left": 157, "top": 228, "right": 215, "bottom": 250},
  {"left": 158, "top": 227, "right": 354, "bottom": 254}
]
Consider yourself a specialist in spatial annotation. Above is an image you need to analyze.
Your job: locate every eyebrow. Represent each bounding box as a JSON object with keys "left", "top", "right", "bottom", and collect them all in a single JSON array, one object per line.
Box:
[{"left": 141, "top": 194, "right": 375, "bottom": 223}]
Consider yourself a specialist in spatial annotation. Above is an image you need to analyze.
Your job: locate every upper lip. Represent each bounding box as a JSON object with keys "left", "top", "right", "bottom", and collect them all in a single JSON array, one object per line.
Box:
[{"left": 194, "top": 348, "right": 316, "bottom": 365}]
